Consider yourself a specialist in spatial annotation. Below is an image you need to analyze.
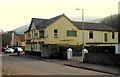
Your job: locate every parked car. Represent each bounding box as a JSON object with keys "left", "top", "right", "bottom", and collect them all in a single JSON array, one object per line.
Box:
[
  {"left": 14, "top": 47, "right": 23, "bottom": 53},
  {"left": 2, "top": 48, "right": 7, "bottom": 52},
  {"left": 4, "top": 48, "right": 14, "bottom": 53},
  {"left": 1, "top": 46, "right": 7, "bottom": 52}
]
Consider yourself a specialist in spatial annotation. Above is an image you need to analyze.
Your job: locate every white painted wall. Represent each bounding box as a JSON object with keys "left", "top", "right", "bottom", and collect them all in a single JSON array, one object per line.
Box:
[{"left": 115, "top": 44, "right": 120, "bottom": 54}]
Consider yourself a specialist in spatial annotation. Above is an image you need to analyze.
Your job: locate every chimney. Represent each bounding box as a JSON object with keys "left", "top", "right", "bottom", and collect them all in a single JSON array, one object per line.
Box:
[{"left": 11, "top": 32, "right": 14, "bottom": 46}]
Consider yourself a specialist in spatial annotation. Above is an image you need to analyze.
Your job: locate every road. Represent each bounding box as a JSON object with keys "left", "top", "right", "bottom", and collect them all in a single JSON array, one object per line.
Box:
[{"left": 2, "top": 53, "right": 110, "bottom": 75}]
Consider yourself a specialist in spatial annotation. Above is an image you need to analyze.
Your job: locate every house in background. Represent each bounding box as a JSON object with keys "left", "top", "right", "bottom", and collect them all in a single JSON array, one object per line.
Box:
[
  {"left": 10, "top": 33, "right": 25, "bottom": 48},
  {"left": 24, "top": 14, "right": 118, "bottom": 57}
]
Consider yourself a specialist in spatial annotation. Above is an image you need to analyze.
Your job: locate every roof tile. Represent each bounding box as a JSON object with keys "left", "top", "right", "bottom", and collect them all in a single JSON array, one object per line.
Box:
[
  {"left": 25, "top": 14, "right": 116, "bottom": 32},
  {"left": 73, "top": 22, "right": 116, "bottom": 31},
  {"left": 15, "top": 34, "right": 25, "bottom": 42}
]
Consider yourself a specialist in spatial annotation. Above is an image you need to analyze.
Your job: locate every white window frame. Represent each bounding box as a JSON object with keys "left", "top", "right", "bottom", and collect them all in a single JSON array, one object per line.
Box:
[
  {"left": 89, "top": 31, "right": 93, "bottom": 39},
  {"left": 54, "top": 29, "right": 58, "bottom": 38}
]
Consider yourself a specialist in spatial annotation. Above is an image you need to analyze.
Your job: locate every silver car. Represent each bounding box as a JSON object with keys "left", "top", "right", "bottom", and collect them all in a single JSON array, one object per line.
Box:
[{"left": 4, "top": 48, "right": 14, "bottom": 53}]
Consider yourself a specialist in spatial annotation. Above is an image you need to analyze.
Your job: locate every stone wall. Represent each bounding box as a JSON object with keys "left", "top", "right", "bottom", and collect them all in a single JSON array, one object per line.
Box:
[
  {"left": 71, "top": 56, "right": 83, "bottom": 62},
  {"left": 60, "top": 52, "right": 67, "bottom": 59},
  {"left": 84, "top": 53, "right": 120, "bottom": 67}
]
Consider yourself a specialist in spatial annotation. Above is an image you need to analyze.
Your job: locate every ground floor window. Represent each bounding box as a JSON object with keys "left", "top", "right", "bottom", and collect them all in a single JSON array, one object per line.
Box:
[{"left": 32, "top": 44, "right": 35, "bottom": 51}]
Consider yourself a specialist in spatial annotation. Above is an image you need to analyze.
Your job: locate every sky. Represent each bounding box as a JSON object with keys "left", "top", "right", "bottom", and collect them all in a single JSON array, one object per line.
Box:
[{"left": 0, "top": 0, "right": 119, "bottom": 31}]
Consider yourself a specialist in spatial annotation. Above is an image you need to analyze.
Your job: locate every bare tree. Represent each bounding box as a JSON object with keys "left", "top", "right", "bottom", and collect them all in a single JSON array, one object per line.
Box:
[
  {"left": 101, "top": 14, "right": 118, "bottom": 30},
  {"left": 2, "top": 31, "right": 16, "bottom": 47},
  {"left": 101, "top": 14, "right": 120, "bottom": 43}
]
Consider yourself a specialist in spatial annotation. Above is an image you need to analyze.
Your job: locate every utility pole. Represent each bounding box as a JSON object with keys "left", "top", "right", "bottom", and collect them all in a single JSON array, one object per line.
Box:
[{"left": 76, "top": 8, "right": 85, "bottom": 50}]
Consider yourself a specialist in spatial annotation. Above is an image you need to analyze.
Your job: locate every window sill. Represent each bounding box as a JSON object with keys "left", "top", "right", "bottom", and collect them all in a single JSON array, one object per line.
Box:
[
  {"left": 54, "top": 37, "right": 58, "bottom": 38},
  {"left": 89, "top": 38, "right": 93, "bottom": 39}
]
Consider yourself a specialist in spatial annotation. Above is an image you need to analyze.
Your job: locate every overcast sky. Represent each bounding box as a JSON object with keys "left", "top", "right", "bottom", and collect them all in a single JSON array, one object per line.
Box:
[{"left": 0, "top": 0, "right": 119, "bottom": 31}]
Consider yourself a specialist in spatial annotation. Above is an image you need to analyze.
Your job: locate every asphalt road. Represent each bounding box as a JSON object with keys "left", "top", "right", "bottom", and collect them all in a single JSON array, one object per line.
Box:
[{"left": 2, "top": 53, "right": 110, "bottom": 75}]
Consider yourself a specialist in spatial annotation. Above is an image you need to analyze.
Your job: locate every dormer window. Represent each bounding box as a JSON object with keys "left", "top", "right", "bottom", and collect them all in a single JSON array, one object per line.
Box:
[
  {"left": 28, "top": 33, "right": 31, "bottom": 38},
  {"left": 35, "top": 33, "right": 37, "bottom": 36},
  {"left": 34, "top": 31, "right": 38, "bottom": 37},
  {"left": 39, "top": 30, "right": 44, "bottom": 38}
]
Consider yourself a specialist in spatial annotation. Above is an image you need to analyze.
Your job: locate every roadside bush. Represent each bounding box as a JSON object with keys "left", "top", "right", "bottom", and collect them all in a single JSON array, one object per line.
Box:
[
  {"left": 72, "top": 45, "right": 83, "bottom": 52},
  {"left": 59, "top": 44, "right": 83, "bottom": 58},
  {"left": 59, "top": 44, "right": 83, "bottom": 52},
  {"left": 59, "top": 47, "right": 68, "bottom": 52}
]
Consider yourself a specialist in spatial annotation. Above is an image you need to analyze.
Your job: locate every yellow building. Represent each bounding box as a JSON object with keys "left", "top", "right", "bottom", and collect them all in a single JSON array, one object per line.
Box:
[{"left": 24, "top": 14, "right": 118, "bottom": 54}]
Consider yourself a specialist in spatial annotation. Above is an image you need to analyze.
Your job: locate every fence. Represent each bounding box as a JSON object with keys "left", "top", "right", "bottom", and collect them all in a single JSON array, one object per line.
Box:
[
  {"left": 59, "top": 51, "right": 82, "bottom": 62},
  {"left": 73, "top": 52, "right": 82, "bottom": 56}
]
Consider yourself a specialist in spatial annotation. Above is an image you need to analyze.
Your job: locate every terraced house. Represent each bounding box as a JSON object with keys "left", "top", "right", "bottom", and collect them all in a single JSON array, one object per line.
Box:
[{"left": 24, "top": 14, "right": 118, "bottom": 57}]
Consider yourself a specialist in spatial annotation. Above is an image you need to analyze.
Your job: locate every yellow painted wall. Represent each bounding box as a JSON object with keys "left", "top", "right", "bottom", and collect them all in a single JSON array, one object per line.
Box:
[
  {"left": 44, "top": 16, "right": 80, "bottom": 45},
  {"left": 25, "top": 44, "right": 31, "bottom": 51},
  {"left": 30, "top": 23, "right": 36, "bottom": 30},
  {"left": 44, "top": 16, "right": 118, "bottom": 46},
  {"left": 22, "top": 42, "right": 25, "bottom": 47},
  {"left": 82, "top": 30, "right": 118, "bottom": 46},
  {"left": 24, "top": 15, "right": 118, "bottom": 52}
]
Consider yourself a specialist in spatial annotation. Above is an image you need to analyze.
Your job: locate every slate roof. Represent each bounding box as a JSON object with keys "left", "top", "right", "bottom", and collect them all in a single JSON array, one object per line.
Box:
[
  {"left": 25, "top": 14, "right": 116, "bottom": 32},
  {"left": 25, "top": 14, "right": 64, "bottom": 32},
  {"left": 73, "top": 22, "right": 116, "bottom": 31},
  {"left": 33, "top": 18, "right": 48, "bottom": 28},
  {"left": 37, "top": 14, "right": 64, "bottom": 29},
  {"left": 27, "top": 18, "right": 48, "bottom": 31},
  {"left": 15, "top": 34, "right": 25, "bottom": 42}
]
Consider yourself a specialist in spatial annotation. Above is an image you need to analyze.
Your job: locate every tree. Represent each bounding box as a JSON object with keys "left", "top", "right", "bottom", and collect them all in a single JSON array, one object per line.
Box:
[
  {"left": 101, "top": 14, "right": 120, "bottom": 43},
  {"left": 101, "top": 14, "right": 119, "bottom": 30},
  {"left": 2, "top": 31, "right": 16, "bottom": 47}
]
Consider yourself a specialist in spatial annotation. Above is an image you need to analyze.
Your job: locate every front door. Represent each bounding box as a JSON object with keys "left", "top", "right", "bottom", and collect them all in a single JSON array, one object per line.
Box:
[{"left": 104, "top": 33, "right": 107, "bottom": 42}]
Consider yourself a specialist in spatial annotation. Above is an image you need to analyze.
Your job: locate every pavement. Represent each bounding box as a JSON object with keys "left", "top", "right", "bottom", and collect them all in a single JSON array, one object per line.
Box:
[{"left": 12, "top": 54, "right": 120, "bottom": 76}]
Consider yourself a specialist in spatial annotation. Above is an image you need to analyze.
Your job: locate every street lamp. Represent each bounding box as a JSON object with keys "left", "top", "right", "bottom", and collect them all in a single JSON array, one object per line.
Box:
[{"left": 76, "top": 8, "right": 85, "bottom": 51}]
